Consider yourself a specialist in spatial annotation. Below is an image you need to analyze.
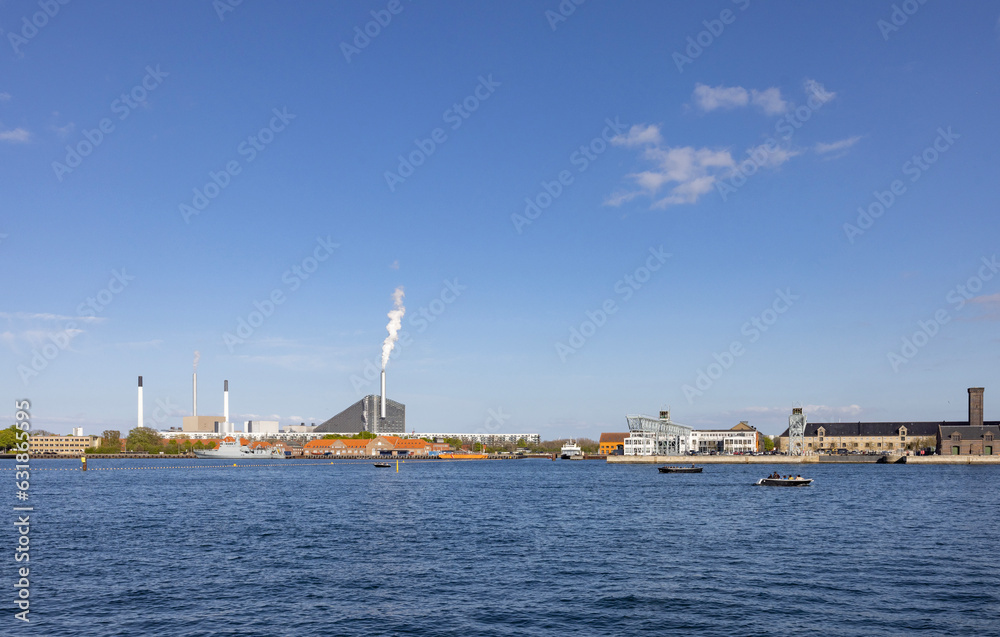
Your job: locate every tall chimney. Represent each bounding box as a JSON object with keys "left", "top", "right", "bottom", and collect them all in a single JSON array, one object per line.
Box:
[
  {"left": 193, "top": 372, "right": 198, "bottom": 417},
  {"left": 380, "top": 369, "right": 386, "bottom": 419},
  {"left": 137, "top": 375, "right": 144, "bottom": 429},
  {"left": 224, "top": 380, "right": 229, "bottom": 424},
  {"left": 968, "top": 387, "right": 984, "bottom": 427}
]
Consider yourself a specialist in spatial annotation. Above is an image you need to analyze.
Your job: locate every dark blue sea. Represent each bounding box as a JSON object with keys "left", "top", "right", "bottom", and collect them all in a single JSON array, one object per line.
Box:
[{"left": 4, "top": 458, "right": 999, "bottom": 636}]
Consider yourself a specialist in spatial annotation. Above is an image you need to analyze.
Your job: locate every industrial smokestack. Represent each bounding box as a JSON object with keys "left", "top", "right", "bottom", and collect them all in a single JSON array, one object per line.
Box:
[
  {"left": 137, "top": 375, "right": 144, "bottom": 429},
  {"left": 193, "top": 372, "right": 198, "bottom": 417},
  {"left": 380, "top": 369, "right": 386, "bottom": 419},
  {"left": 224, "top": 380, "right": 229, "bottom": 424}
]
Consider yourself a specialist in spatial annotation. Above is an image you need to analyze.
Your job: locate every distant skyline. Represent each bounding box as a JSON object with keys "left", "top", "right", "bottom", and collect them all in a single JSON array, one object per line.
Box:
[{"left": 3, "top": 1, "right": 1000, "bottom": 438}]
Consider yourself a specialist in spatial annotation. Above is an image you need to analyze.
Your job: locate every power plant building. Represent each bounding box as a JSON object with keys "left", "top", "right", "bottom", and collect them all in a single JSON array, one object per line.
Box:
[{"left": 314, "top": 395, "right": 405, "bottom": 435}]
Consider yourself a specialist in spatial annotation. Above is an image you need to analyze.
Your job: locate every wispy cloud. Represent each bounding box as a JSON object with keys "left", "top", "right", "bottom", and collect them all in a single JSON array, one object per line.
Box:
[
  {"left": 0, "top": 92, "right": 11, "bottom": 102},
  {"left": 968, "top": 293, "right": 1000, "bottom": 321},
  {"left": 611, "top": 124, "right": 662, "bottom": 148},
  {"left": 605, "top": 136, "right": 736, "bottom": 208},
  {"left": 738, "top": 404, "right": 864, "bottom": 420},
  {"left": 0, "top": 127, "right": 31, "bottom": 143},
  {"left": 816, "top": 135, "right": 862, "bottom": 156},
  {"left": 804, "top": 78, "right": 836, "bottom": 104},
  {"left": 0, "top": 311, "right": 104, "bottom": 323},
  {"left": 389, "top": 260, "right": 399, "bottom": 270},
  {"left": 693, "top": 84, "right": 788, "bottom": 115}
]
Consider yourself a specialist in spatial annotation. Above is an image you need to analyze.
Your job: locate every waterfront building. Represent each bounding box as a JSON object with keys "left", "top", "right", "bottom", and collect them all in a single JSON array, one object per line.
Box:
[
  {"left": 598, "top": 432, "right": 629, "bottom": 455},
  {"left": 778, "top": 388, "right": 994, "bottom": 454},
  {"left": 413, "top": 432, "right": 541, "bottom": 445},
  {"left": 624, "top": 411, "right": 692, "bottom": 456},
  {"left": 937, "top": 425, "right": 999, "bottom": 455},
  {"left": 314, "top": 395, "right": 405, "bottom": 435},
  {"left": 777, "top": 421, "right": 940, "bottom": 453},
  {"left": 690, "top": 422, "right": 762, "bottom": 454},
  {"left": 29, "top": 435, "right": 101, "bottom": 455}
]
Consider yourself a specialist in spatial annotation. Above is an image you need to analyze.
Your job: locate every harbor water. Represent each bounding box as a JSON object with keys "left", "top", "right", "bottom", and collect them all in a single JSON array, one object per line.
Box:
[{"left": 6, "top": 459, "right": 999, "bottom": 636}]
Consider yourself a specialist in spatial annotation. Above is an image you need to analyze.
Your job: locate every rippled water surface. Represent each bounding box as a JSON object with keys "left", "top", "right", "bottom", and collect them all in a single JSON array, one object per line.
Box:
[{"left": 5, "top": 459, "right": 999, "bottom": 636}]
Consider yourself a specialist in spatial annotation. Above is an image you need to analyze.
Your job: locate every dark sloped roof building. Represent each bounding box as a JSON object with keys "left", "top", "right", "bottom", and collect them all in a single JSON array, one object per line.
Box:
[
  {"left": 314, "top": 395, "right": 405, "bottom": 435},
  {"left": 778, "top": 421, "right": 943, "bottom": 453}
]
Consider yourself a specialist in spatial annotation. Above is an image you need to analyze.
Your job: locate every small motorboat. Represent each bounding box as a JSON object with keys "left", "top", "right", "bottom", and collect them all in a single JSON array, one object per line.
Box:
[
  {"left": 756, "top": 476, "right": 812, "bottom": 487},
  {"left": 658, "top": 466, "right": 703, "bottom": 473},
  {"left": 373, "top": 462, "right": 391, "bottom": 468}
]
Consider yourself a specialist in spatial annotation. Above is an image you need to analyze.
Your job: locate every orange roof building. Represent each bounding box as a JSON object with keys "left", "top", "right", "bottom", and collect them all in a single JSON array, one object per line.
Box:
[{"left": 598, "top": 432, "right": 629, "bottom": 455}]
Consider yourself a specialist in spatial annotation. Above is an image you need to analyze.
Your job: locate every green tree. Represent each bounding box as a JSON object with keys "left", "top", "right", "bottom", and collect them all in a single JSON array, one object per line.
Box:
[
  {"left": 0, "top": 425, "right": 23, "bottom": 452},
  {"left": 126, "top": 427, "right": 163, "bottom": 453},
  {"left": 102, "top": 430, "right": 121, "bottom": 448},
  {"left": 193, "top": 441, "right": 206, "bottom": 450},
  {"left": 165, "top": 440, "right": 180, "bottom": 455},
  {"left": 762, "top": 436, "right": 775, "bottom": 452},
  {"left": 516, "top": 438, "right": 527, "bottom": 448},
  {"left": 443, "top": 437, "right": 463, "bottom": 449}
]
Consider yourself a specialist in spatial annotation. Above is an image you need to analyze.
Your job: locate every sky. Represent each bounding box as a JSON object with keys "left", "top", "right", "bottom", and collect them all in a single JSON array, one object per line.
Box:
[{"left": 2, "top": 0, "right": 1000, "bottom": 438}]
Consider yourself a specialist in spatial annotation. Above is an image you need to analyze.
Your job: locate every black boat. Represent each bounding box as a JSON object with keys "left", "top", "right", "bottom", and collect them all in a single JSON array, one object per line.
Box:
[
  {"left": 658, "top": 466, "right": 703, "bottom": 473},
  {"left": 373, "top": 462, "right": 391, "bottom": 468}
]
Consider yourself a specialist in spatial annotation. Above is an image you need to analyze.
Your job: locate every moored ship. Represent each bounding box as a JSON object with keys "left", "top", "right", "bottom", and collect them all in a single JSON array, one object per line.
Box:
[
  {"left": 560, "top": 440, "right": 584, "bottom": 459},
  {"left": 192, "top": 437, "right": 285, "bottom": 460}
]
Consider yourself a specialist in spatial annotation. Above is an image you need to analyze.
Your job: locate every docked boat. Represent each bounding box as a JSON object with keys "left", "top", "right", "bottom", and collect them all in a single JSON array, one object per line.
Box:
[
  {"left": 437, "top": 452, "right": 488, "bottom": 459},
  {"left": 658, "top": 466, "right": 703, "bottom": 473},
  {"left": 373, "top": 462, "right": 391, "bottom": 468},
  {"left": 192, "top": 437, "right": 285, "bottom": 460},
  {"left": 756, "top": 476, "right": 812, "bottom": 487},
  {"left": 560, "top": 440, "right": 584, "bottom": 460}
]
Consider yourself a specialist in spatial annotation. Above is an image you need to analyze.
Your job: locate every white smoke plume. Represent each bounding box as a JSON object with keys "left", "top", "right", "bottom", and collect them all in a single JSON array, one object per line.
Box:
[
  {"left": 381, "top": 287, "right": 405, "bottom": 369},
  {"left": 193, "top": 350, "right": 200, "bottom": 371}
]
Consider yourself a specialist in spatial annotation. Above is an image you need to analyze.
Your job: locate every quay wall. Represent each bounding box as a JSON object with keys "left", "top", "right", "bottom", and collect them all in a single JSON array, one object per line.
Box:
[{"left": 607, "top": 455, "right": 1000, "bottom": 465}]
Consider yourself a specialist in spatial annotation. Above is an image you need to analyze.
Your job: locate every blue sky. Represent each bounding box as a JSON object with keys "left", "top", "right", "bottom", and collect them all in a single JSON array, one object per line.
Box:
[{"left": 3, "top": 0, "right": 1000, "bottom": 438}]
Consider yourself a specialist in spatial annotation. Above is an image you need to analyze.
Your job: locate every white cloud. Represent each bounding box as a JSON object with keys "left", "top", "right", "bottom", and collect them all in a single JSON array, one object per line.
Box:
[
  {"left": 611, "top": 124, "right": 662, "bottom": 148},
  {"left": 693, "top": 83, "right": 749, "bottom": 111},
  {"left": 815, "top": 135, "right": 862, "bottom": 155},
  {"left": 0, "top": 127, "right": 30, "bottom": 143},
  {"left": 750, "top": 88, "right": 788, "bottom": 115},
  {"left": 746, "top": 142, "right": 800, "bottom": 168},
  {"left": 0, "top": 92, "right": 11, "bottom": 102},
  {"left": 804, "top": 78, "right": 836, "bottom": 105},
  {"left": 389, "top": 260, "right": 399, "bottom": 270},
  {"left": 693, "top": 84, "right": 788, "bottom": 115},
  {"left": 605, "top": 143, "right": 735, "bottom": 209}
]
